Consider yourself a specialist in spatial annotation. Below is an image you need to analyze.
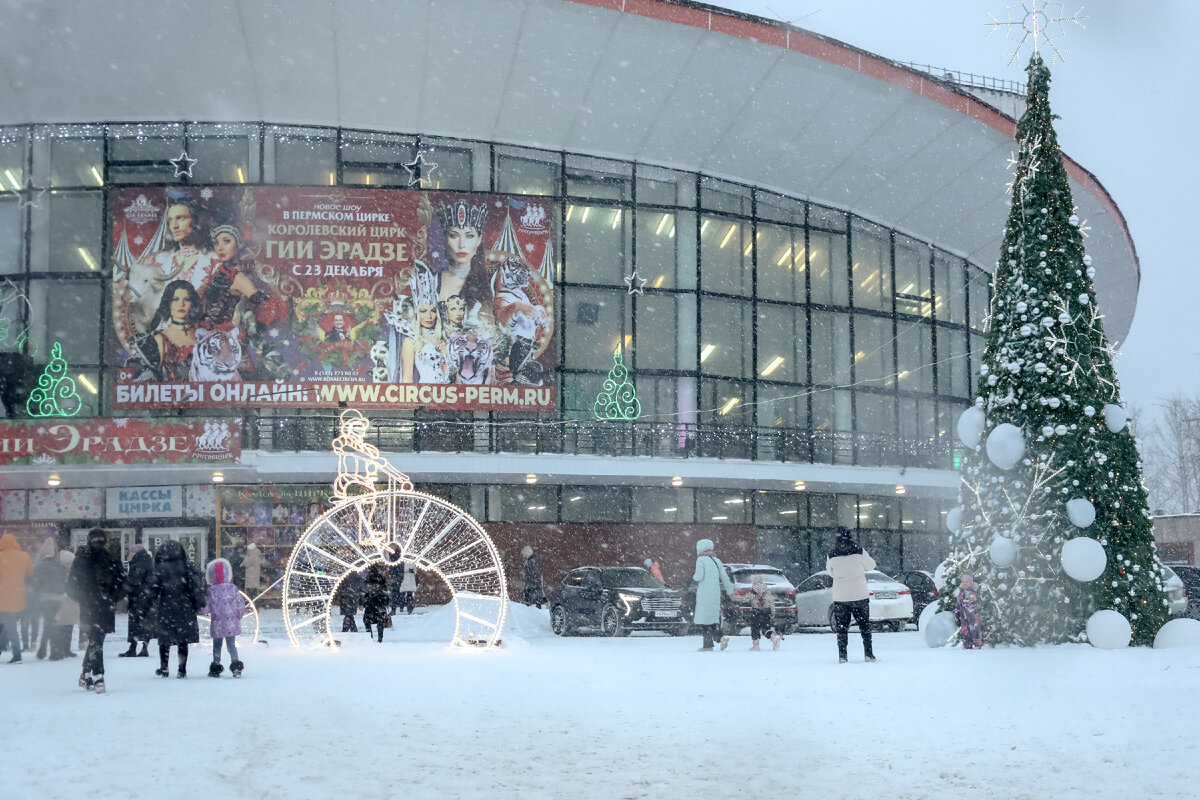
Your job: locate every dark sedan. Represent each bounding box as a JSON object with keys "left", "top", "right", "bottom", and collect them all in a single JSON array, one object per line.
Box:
[
  {"left": 547, "top": 566, "right": 686, "bottom": 637},
  {"left": 893, "top": 569, "right": 939, "bottom": 627}
]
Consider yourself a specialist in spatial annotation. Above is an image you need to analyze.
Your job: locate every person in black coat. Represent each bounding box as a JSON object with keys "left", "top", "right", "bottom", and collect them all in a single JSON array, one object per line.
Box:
[
  {"left": 31, "top": 538, "right": 64, "bottom": 660},
  {"left": 146, "top": 540, "right": 205, "bottom": 678},
  {"left": 66, "top": 528, "right": 127, "bottom": 693},
  {"left": 119, "top": 541, "right": 154, "bottom": 658},
  {"left": 333, "top": 569, "right": 364, "bottom": 633},
  {"left": 521, "top": 545, "right": 545, "bottom": 609},
  {"left": 361, "top": 565, "right": 390, "bottom": 643}
]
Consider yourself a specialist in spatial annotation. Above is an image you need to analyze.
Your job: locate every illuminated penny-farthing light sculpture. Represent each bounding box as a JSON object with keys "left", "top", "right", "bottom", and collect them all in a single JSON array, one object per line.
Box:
[{"left": 282, "top": 409, "right": 508, "bottom": 648}]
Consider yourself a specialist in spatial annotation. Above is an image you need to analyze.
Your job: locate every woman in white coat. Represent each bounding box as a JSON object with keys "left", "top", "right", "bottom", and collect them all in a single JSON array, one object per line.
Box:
[
  {"left": 826, "top": 528, "right": 877, "bottom": 663},
  {"left": 692, "top": 539, "right": 733, "bottom": 652}
]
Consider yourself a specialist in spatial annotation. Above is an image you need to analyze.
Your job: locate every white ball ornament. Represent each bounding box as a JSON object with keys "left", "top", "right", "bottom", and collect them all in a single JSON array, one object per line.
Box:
[
  {"left": 1086, "top": 610, "right": 1131, "bottom": 649},
  {"left": 1047, "top": 397, "right": 1061, "bottom": 408},
  {"left": 1034, "top": 362, "right": 1047, "bottom": 374},
  {"left": 1069, "top": 214, "right": 1080, "bottom": 226},
  {"left": 1066, "top": 497, "right": 1097, "bottom": 528},
  {"left": 1058, "top": 312, "right": 1071, "bottom": 324},
  {"left": 1041, "top": 425, "right": 1055, "bottom": 437},
  {"left": 986, "top": 423, "right": 1025, "bottom": 470},
  {"left": 1054, "top": 424, "right": 1068, "bottom": 436},
  {"left": 1016, "top": 301, "right": 1028, "bottom": 313},
  {"left": 1153, "top": 618, "right": 1200, "bottom": 649},
  {"left": 1020, "top": 324, "right": 1032, "bottom": 336},
  {"left": 924, "top": 610, "right": 959, "bottom": 648},
  {"left": 956, "top": 407, "right": 986, "bottom": 448},
  {"left": 945, "top": 505, "right": 964, "bottom": 533},
  {"left": 1084, "top": 405, "right": 1095, "bottom": 417},
  {"left": 1041, "top": 316, "right": 1055, "bottom": 328},
  {"left": 989, "top": 536, "right": 1018, "bottom": 567},
  {"left": 1083, "top": 254, "right": 1092, "bottom": 266},
  {"left": 1078, "top": 294, "right": 1089, "bottom": 305},
  {"left": 1086, "top": 266, "right": 1096, "bottom": 278},
  {"left": 1103, "top": 404, "right": 1127, "bottom": 433},
  {"left": 1061, "top": 536, "right": 1106, "bottom": 581}
]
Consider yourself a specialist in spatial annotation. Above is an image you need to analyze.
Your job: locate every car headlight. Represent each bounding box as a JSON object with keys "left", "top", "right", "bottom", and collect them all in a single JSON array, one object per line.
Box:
[{"left": 618, "top": 592, "right": 640, "bottom": 614}]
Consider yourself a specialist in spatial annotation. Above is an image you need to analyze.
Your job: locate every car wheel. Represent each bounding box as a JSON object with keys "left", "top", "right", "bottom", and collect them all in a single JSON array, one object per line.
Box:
[
  {"left": 550, "top": 605, "right": 571, "bottom": 636},
  {"left": 890, "top": 620, "right": 906, "bottom": 632},
  {"left": 600, "top": 605, "right": 624, "bottom": 637},
  {"left": 827, "top": 605, "right": 838, "bottom": 633}
]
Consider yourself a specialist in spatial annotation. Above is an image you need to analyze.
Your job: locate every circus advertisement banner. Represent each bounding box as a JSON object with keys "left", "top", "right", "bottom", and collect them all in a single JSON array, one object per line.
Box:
[
  {"left": 0, "top": 418, "right": 241, "bottom": 466},
  {"left": 109, "top": 186, "right": 556, "bottom": 411}
]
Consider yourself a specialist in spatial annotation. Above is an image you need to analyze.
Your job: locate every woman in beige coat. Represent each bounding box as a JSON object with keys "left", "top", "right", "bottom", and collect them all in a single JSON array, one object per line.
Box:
[{"left": 51, "top": 550, "right": 80, "bottom": 660}]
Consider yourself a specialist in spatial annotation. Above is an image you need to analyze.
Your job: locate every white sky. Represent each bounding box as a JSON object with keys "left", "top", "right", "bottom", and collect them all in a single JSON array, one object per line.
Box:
[{"left": 715, "top": 0, "right": 1200, "bottom": 419}]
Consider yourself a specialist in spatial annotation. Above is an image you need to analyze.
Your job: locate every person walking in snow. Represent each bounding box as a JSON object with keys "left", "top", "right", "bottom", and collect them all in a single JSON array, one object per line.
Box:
[
  {"left": 119, "top": 537, "right": 153, "bottom": 658},
  {"left": 146, "top": 540, "right": 205, "bottom": 678},
  {"left": 50, "top": 549, "right": 79, "bottom": 661},
  {"left": 334, "top": 569, "right": 364, "bottom": 632},
  {"left": 29, "top": 537, "right": 62, "bottom": 659},
  {"left": 242, "top": 542, "right": 263, "bottom": 594},
  {"left": 741, "top": 573, "right": 782, "bottom": 651},
  {"left": 66, "top": 528, "right": 128, "bottom": 692},
  {"left": 201, "top": 558, "right": 245, "bottom": 677},
  {"left": 692, "top": 538, "right": 734, "bottom": 652},
  {"left": 361, "top": 564, "right": 391, "bottom": 643},
  {"left": 395, "top": 560, "right": 418, "bottom": 615},
  {"left": 827, "top": 528, "right": 877, "bottom": 664},
  {"left": 522, "top": 545, "right": 545, "bottom": 609},
  {"left": 644, "top": 557, "right": 666, "bottom": 585},
  {"left": 0, "top": 532, "right": 35, "bottom": 664},
  {"left": 955, "top": 573, "right": 983, "bottom": 649}
]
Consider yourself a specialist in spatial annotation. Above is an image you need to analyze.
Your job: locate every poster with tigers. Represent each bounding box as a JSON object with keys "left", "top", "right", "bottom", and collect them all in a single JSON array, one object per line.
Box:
[{"left": 109, "top": 185, "right": 556, "bottom": 411}]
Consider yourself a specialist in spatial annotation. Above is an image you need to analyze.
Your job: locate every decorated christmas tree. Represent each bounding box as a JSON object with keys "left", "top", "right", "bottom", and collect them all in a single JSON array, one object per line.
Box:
[
  {"left": 26, "top": 342, "right": 82, "bottom": 418},
  {"left": 941, "top": 53, "right": 1168, "bottom": 646},
  {"left": 593, "top": 350, "right": 640, "bottom": 421}
]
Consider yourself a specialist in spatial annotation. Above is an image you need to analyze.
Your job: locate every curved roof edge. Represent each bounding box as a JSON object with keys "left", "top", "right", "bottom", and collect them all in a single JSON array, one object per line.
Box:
[{"left": 565, "top": 0, "right": 1139, "bottom": 286}]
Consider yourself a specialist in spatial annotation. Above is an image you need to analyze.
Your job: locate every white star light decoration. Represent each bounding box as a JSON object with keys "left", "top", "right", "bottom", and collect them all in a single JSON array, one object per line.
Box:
[
  {"left": 623, "top": 270, "right": 647, "bottom": 295},
  {"left": 986, "top": 1, "right": 1086, "bottom": 66},
  {"left": 403, "top": 152, "right": 439, "bottom": 188},
  {"left": 169, "top": 150, "right": 197, "bottom": 178},
  {"left": 17, "top": 179, "right": 46, "bottom": 210}
]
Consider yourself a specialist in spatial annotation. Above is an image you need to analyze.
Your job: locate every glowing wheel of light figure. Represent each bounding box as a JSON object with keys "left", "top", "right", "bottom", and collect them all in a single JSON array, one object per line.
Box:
[
  {"left": 199, "top": 590, "right": 261, "bottom": 646},
  {"left": 282, "top": 410, "right": 507, "bottom": 648}
]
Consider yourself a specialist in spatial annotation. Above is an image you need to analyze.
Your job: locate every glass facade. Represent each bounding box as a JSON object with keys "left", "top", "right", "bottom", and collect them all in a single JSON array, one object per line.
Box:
[{"left": 0, "top": 121, "right": 983, "bottom": 568}]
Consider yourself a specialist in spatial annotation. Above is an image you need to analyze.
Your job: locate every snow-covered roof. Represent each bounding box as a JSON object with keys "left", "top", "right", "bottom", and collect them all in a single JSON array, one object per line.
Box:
[{"left": 0, "top": 0, "right": 1138, "bottom": 340}]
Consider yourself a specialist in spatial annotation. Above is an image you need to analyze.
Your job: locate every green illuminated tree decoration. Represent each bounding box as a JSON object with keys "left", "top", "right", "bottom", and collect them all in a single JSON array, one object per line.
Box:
[
  {"left": 593, "top": 350, "right": 640, "bottom": 421},
  {"left": 26, "top": 342, "right": 82, "bottom": 418}
]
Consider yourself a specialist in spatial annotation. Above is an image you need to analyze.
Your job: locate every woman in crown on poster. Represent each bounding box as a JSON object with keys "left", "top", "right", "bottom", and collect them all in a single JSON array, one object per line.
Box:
[
  {"left": 435, "top": 199, "right": 495, "bottom": 327},
  {"left": 385, "top": 261, "right": 451, "bottom": 384}
]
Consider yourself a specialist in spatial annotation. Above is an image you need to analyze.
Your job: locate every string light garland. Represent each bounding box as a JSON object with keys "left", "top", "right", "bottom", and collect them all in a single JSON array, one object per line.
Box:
[{"left": 282, "top": 409, "right": 508, "bottom": 649}]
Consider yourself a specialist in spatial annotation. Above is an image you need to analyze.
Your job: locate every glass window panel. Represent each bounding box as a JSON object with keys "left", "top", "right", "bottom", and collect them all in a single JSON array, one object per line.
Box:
[
  {"left": 809, "top": 494, "right": 836, "bottom": 527},
  {"left": 565, "top": 287, "right": 625, "bottom": 370},
  {"left": 561, "top": 486, "right": 630, "bottom": 523},
  {"left": 565, "top": 154, "right": 631, "bottom": 202},
  {"left": 49, "top": 138, "right": 104, "bottom": 188},
  {"left": 857, "top": 496, "right": 898, "bottom": 529},
  {"left": 632, "top": 488, "right": 695, "bottom": 524},
  {"left": 940, "top": 326, "right": 969, "bottom": 397},
  {"left": 899, "top": 397, "right": 937, "bottom": 443},
  {"left": 757, "top": 223, "right": 805, "bottom": 303},
  {"left": 809, "top": 205, "right": 846, "bottom": 232},
  {"left": 809, "top": 310, "right": 849, "bottom": 385},
  {"left": 897, "top": 323, "right": 934, "bottom": 393},
  {"left": 636, "top": 292, "right": 694, "bottom": 371},
  {"left": 969, "top": 333, "right": 986, "bottom": 397},
  {"left": 853, "top": 314, "right": 893, "bottom": 388},
  {"left": 634, "top": 375, "right": 686, "bottom": 422},
  {"left": 901, "top": 532, "right": 947, "bottom": 571},
  {"left": 635, "top": 209, "right": 685, "bottom": 289},
  {"left": 698, "top": 489, "right": 750, "bottom": 524},
  {"left": 28, "top": 279, "right": 102, "bottom": 363},
  {"left": 636, "top": 165, "right": 692, "bottom": 207},
  {"left": 855, "top": 391, "right": 896, "bottom": 435},
  {"left": 756, "top": 384, "right": 807, "bottom": 429},
  {"left": 188, "top": 135, "right": 254, "bottom": 185},
  {"left": 756, "top": 304, "right": 805, "bottom": 384},
  {"left": 496, "top": 147, "right": 560, "bottom": 196},
  {"left": 108, "top": 126, "right": 184, "bottom": 162},
  {"left": 851, "top": 220, "right": 891, "bottom": 311},
  {"left": 0, "top": 276, "right": 29, "bottom": 352},
  {"left": 969, "top": 266, "right": 991, "bottom": 331},
  {"left": 699, "top": 296, "right": 751, "bottom": 378},
  {"left": 42, "top": 191, "right": 102, "bottom": 273},
  {"left": 699, "top": 178, "right": 751, "bottom": 215},
  {"left": 561, "top": 372, "right": 606, "bottom": 420},
  {"left": 698, "top": 378, "right": 752, "bottom": 427},
  {"left": 273, "top": 132, "right": 337, "bottom": 186},
  {"left": 0, "top": 198, "right": 19, "bottom": 275},
  {"left": 486, "top": 485, "right": 556, "bottom": 522},
  {"left": 894, "top": 235, "right": 932, "bottom": 317},
  {"left": 1, "top": 138, "right": 25, "bottom": 192},
  {"left": 339, "top": 132, "right": 417, "bottom": 188},
  {"left": 900, "top": 497, "right": 934, "bottom": 530},
  {"left": 755, "top": 192, "right": 804, "bottom": 226},
  {"left": 755, "top": 492, "right": 804, "bottom": 526},
  {"left": 837, "top": 494, "right": 858, "bottom": 529},
  {"left": 807, "top": 229, "right": 848, "bottom": 306},
  {"left": 933, "top": 252, "right": 966, "bottom": 324},
  {"left": 564, "top": 203, "right": 627, "bottom": 286},
  {"left": 699, "top": 215, "right": 751, "bottom": 296}
]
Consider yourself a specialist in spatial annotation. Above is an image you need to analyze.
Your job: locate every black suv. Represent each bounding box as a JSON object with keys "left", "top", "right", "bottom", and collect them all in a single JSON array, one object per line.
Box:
[
  {"left": 548, "top": 567, "right": 686, "bottom": 637},
  {"left": 893, "top": 569, "right": 939, "bottom": 627}
]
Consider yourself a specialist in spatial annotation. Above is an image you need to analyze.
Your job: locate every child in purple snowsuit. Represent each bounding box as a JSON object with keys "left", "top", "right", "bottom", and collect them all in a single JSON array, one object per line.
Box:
[
  {"left": 955, "top": 573, "right": 983, "bottom": 649},
  {"left": 202, "top": 558, "right": 245, "bottom": 677}
]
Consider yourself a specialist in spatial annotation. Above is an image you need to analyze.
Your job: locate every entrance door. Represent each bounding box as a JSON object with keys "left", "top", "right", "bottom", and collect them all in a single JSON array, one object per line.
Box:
[
  {"left": 144, "top": 527, "right": 207, "bottom": 568},
  {"left": 70, "top": 528, "right": 137, "bottom": 563}
]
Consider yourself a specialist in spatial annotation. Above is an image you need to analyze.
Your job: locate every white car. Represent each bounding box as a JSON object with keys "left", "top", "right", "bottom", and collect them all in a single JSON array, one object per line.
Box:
[
  {"left": 794, "top": 570, "right": 914, "bottom": 632},
  {"left": 1161, "top": 565, "right": 1187, "bottom": 617}
]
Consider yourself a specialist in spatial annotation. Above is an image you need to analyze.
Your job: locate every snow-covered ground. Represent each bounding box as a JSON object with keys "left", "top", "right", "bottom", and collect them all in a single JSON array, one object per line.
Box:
[{"left": 6, "top": 602, "right": 1196, "bottom": 800}]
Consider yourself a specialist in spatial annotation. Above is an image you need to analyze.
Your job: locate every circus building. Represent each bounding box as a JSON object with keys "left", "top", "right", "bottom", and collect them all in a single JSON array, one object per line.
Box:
[{"left": 0, "top": 0, "right": 1139, "bottom": 599}]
